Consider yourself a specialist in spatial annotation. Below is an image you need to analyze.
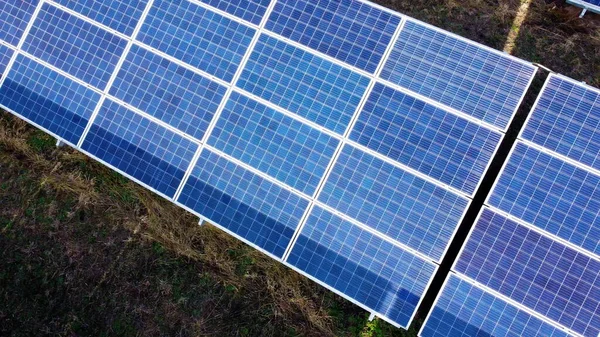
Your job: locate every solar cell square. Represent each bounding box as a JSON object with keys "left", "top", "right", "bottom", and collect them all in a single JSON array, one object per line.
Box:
[
  {"left": 0, "top": 54, "right": 101, "bottom": 145},
  {"left": 351, "top": 83, "right": 502, "bottom": 195},
  {"left": 318, "top": 145, "right": 469, "bottom": 260},
  {"left": 266, "top": 0, "right": 400, "bottom": 73},
  {"left": 238, "top": 34, "right": 370, "bottom": 135},
  {"left": 0, "top": 0, "right": 39, "bottom": 47},
  {"left": 0, "top": 44, "right": 13, "bottom": 76},
  {"left": 137, "top": 0, "right": 256, "bottom": 82},
  {"left": 420, "top": 274, "right": 571, "bottom": 337},
  {"left": 81, "top": 99, "right": 198, "bottom": 198},
  {"left": 381, "top": 20, "right": 536, "bottom": 130},
  {"left": 23, "top": 4, "right": 127, "bottom": 90},
  {"left": 52, "top": 0, "right": 149, "bottom": 36},
  {"left": 208, "top": 91, "right": 339, "bottom": 195},
  {"left": 489, "top": 142, "right": 600, "bottom": 256},
  {"left": 522, "top": 74, "right": 600, "bottom": 172},
  {"left": 110, "top": 45, "right": 227, "bottom": 141},
  {"left": 198, "top": 0, "right": 271, "bottom": 25},
  {"left": 177, "top": 149, "right": 309, "bottom": 258},
  {"left": 288, "top": 206, "right": 436, "bottom": 328},
  {"left": 456, "top": 208, "right": 600, "bottom": 337}
]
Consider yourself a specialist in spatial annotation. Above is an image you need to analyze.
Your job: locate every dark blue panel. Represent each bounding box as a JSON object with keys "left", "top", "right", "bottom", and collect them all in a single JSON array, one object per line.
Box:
[
  {"left": 177, "top": 149, "right": 309, "bottom": 258},
  {"left": 0, "top": 0, "right": 39, "bottom": 46},
  {"left": 138, "top": 0, "right": 255, "bottom": 82},
  {"left": 199, "top": 0, "right": 270, "bottom": 25},
  {"left": 456, "top": 208, "right": 600, "bottom": 337},
  {"left": 23, "top": 4, "right": 127, "bottom": 90},
  {"left": 208, "top": 91, "right": 339, "bottom": 195},
  {"left": 582, "top": 0, "right": 600, "bottom": 5},
  {"left": 319, "top": 145, "right": 468, "bottom": 260},
  {"left": 53, "top": 0, "right": 149, "bottom": 36},
  {"left": 421, "top": 275, "right": 571, "bottom": 337},
  {"left": 0, "top": 44, "right": 13, "bottom": 75},
  {"left": 238, "top": 34, "right": 370, "bottom": 135},
  {"left": 381, "top": 20, "right": 536, "bottom": 129},
  {"left": 266, "top": 0, "right": 400, "bottom": 73},
  {"left": 522, "top": 74, "right": 600, "bottom": 172},
  {"left": 489, "top": 142, "right": 600, "bottom": 255},
  {"left": 81, "top": 99, "right": 198, "bottom": 197},
  {"left": 0, "top": 54, "right": 100, "bottom": 144},
  {"left": 110, "top": 45, "right": 227, "bottom": 141},
  {"left": 288, "top": 206, "right": 435, "bottom": 328},
  {"left": 351, "top": 83, "right": 502, "bottom": 195}
]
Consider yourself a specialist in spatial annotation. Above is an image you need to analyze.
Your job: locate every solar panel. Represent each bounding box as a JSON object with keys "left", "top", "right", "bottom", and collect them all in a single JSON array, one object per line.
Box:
[
  {"left": 566, "top": 0, "right": 600, "bottom": 15},
  {"left": 0, "top": 0, "right": 537, "bottom": 330},
  {"left": 421, "top": 74, "right": 600, "bottom": 337}
]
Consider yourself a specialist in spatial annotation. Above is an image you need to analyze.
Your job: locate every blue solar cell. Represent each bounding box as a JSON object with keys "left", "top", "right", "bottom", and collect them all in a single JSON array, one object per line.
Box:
[
  {"left": 208, "top": 91, "right": 339, "bottom": 195},
  {"left": 110, "top": 45, "right": 227, "bottom": 141},
  {"left": 456, "top": 208, "right": 600, "bottom": 337},
  {"left": 288, "top": 206, "right": 435, "bottom": 328},
  {"left": 0, "top": 54, "right": 100, "bottom": 144},
  {"left": 238, "top": 34, "right": 370, "bottom": 135},
  {"left": 177, "top": 149, "right": 309, "bottom": 258},
  {"left": 351, "top": 83, "right": 502, "bottom": 195},
  {"left": 23, "top": 4, "right": 127, "bottom": 90},
  {"left": 489, "top": 142, "right": 600, "bottom": 256},
  {"left": 198, "top": 0, "right": 271, "bottom": 25},
  {"left": 421, "top": 274, "right": 571, "bottom": 337},
  {"left": 52, "top": 0, "right": 148, "bottom": 36},
  {"left": 522, "top": 75, "right": 600, "bottom": 172},
  {"left": 381, "top": 20, "right": 536, "bottom": 129},
  {"left": 0, "top": 44, "right": 13, "bottom": 75},
  {"left": 0, "top": 0, "right": 39, "bottom": 46},
  {"left": 319, "top": 145, "right": 468, "bottom": 260},
  {"left": 266, "top": 0, "right": 400, "bottom": 73},
  {"left": 137, "top": 0, "right": 256, "bottom": 82},
  {"left": 582, "top": 0, "right": 600, "bottom": 5},
  {"left": 81, "top": 99, "right": 198, "bottom": 197}
]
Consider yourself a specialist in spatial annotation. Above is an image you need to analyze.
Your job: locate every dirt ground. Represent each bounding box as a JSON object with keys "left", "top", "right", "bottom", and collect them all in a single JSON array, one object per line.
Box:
[{"left": 1, "top": 1, "right": 599, "bottom": 336}]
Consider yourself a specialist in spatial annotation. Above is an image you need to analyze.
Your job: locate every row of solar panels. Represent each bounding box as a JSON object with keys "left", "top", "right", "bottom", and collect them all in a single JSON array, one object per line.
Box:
[
  {"left": 421, "top": 74, "right": 600, "bottom": 337},
  {"left": 0, "top": 0, "right": 597, "bottom": 334}
]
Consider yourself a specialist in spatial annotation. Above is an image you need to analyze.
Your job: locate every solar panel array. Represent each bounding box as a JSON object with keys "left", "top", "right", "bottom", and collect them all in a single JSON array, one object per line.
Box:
[
  {"left": 567, "top": 0, "right": 600, "bottom": 14},
  {"left": 0, "top": 0, "right": 537, "bottom": 328},
  {"left": 421, "top": 73, "right": 600, "bottom": 337}
]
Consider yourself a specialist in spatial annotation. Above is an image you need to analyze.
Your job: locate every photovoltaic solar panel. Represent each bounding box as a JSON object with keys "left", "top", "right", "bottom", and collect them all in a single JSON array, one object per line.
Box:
[
  {"left": 0, "top": 44, "right": 13, "bottom": 75},
  {"left": 266, "top": 0, "right": 401, "bottom": 73},
  {"left": 421, "top": 274, "right": 571, "bottom": 337},
  {"left": 52, "top": 0, "right": 149, "bottom": 36},
  {"left": 137, "top": 0, "right": 256, "bottom": 83},
  {"left": 381, "top": 19, "right": 536, "bottom": 130},
  {"left": 288, "top": 205, "right": 436, "bottom": 327},
  {"left": 208, "top": 91, "right": 340, "bottom": 196},
  {"left": 351, "top": 82, "right": 503, "bottom": 195},
  {"left": 237, "top": 34, "right": 371, "bottom": 135},
  {"left": 110, "top": 44, "right": 228, "bottom": 141},
  {"left": 0, "top": 0, "right": 538, "bottom": 330},
  {"left": 24, "top": 4, "right": 127, "bottom": 90},
  {"left": 0, "top": 0, "right": 39, "bottom": 47},
  {"left": 421, "top": 73, "right": 600, "bottom": 337},
  {"left": 0, "top": 54, "right": 101, "bottom": 144}
]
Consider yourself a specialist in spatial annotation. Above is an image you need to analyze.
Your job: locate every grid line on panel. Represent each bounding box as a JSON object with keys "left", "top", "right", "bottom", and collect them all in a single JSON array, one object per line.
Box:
[
  {"left": 0, "top": 0, "right": 40, "bottom": 47},
  {"left": 81, "top": 99, "right": 198, "bottom": 198},
  {"left": 172, "top": 0, "right": 278, "bottom": 202},
  {"left": 455, "top": 207, "right": 600, "bottom": 337},
  {"left": 137, "top": 0, "right": 256, "bottom": 83},
  {"left": 488, "top": 141, "right": 600, "bottom": 256},
  {"left": 23, "top": 4, "right": 128, "bottom": 90},
  {"left": 287, "top": 205, "right": 437, "bottom": 328},
  {"left": 109, "top": 44, "right": 228, "bottom": 141},
  {"left": 50, "top": 0, "right": 149, "bottom": 36},
  {"left": 207, "top": 91, "right": 340, "bottom": 196},
  {"left": 521, "top": 74, "right": 600, "bottom": 173},
  {"left": 0, "top": 0, "right": 45, "bottom": 91},
  {"left": 265, "top": 0, "right": 401, "bottom": 73},
  {"left": 419, "top": 273, "right": 573, "bottom": 337},
  {"left": 77, "top": 0, "right": 157, "bottom": 148}
]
